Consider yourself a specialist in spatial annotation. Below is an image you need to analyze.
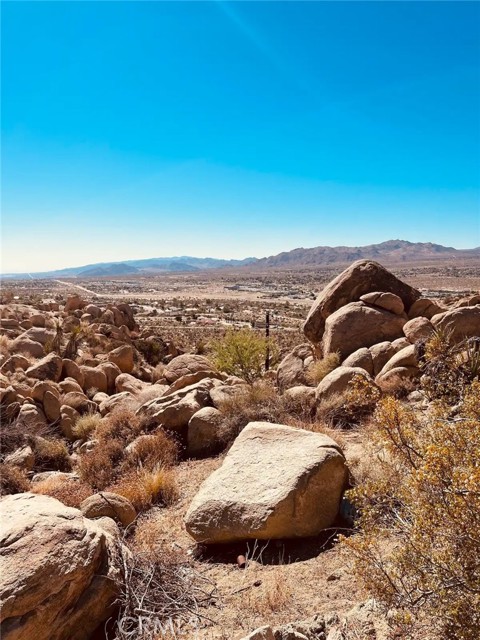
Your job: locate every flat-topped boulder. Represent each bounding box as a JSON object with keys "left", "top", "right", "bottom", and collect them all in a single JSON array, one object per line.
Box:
[{"left": 185, "top": 421, "right": 347, "bottom": 543}]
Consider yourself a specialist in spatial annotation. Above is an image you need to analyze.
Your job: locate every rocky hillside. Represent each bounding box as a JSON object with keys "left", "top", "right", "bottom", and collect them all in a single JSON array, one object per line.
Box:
[
  {"left": 253, "top": 239, "right": 480, "bottom": 268},
  {"left": 0, "top": 260, "right": 479, "bottom": 639}
]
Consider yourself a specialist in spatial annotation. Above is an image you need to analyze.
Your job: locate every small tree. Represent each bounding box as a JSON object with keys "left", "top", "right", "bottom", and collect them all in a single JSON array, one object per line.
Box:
[{"left": 210, "top": 328, "right": 274, "bottom": 383}]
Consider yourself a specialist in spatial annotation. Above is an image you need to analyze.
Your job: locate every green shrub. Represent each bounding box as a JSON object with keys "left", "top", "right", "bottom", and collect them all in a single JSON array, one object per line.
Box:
[{"left": 210, "top": 328, "right": 276, "bottom": 383}]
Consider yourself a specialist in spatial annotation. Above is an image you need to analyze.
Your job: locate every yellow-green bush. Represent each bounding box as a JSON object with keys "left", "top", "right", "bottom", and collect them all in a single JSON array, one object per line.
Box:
[
  {"left": 210, "top": 328, "right": 276, "bottom": 383},
  {"left": 344, "top": 382, "right": 480, "bottom": 639}
]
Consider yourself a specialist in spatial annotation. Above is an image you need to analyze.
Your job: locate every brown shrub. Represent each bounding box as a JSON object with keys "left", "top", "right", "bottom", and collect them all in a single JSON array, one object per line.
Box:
[
  {"left": 71, "top": 412, "right": 102, "bottom": 441},
  {"left": 32, "top": 438, "right": 71, "bottom": 472},
  {"left": 32, "top": 476, "right": 92, "bottom": 508},
  {"left": 316, "top": 375, "right": 381, "bottom": 429},
  {"left": 96, "top": 406, "right": 144, "bottom": 446},
  {"left": 77, "top": 439, "right": 124, "bottom": 490},
  {"left": 123, "top": 431, "right": 178, "bottom": 471},
  {"left": 0, "top": 463, "right": 30, "bottom": 496}
]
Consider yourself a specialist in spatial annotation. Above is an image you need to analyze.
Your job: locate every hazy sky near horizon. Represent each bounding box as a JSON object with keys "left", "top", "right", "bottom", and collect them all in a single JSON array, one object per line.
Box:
[{"left": 2, "top": 1, "right": 480, "bottom": 273}]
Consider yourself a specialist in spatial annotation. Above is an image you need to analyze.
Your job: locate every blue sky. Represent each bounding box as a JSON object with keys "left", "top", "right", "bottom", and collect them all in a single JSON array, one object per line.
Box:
[{"left": 2, "top": 1, "right": 479, "bottom": 272}]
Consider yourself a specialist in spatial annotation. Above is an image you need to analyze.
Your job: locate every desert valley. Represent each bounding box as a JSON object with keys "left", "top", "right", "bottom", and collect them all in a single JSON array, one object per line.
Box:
[{"left": 1, "top": 244, "right": 479, "bottom": 639}]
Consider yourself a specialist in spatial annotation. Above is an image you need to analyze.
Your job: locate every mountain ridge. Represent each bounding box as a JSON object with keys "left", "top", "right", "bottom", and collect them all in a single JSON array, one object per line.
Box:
[{"left": 2, "top": 241, "right": 479, "bottom": 278}]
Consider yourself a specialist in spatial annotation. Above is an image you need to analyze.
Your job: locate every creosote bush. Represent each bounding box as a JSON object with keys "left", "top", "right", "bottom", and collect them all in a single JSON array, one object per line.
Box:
[
  {"left": 210, "top": 328, "right": 277, "bottom": 383},
  {"left": 344, "top": 382, "right": 480, "bottom": 639},
  {"left": 0, "top": 463, "right": 30, "bottom": 496}
]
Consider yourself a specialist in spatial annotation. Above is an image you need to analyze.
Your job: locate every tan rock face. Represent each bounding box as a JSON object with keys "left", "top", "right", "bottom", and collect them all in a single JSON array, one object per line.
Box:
[
  {"left": 376, "top": 345, "right": 418, "bottom": 378},
  {"left": 360, "top": 291, "right": 405, "bottom": 315},
  {"left": 12, "top": 337, "right": 45, "bottom": 359},
  {"left": 43, "top": 390, "right": 61, "bottom": 422},
  {"left": 62, "top": 359, "right": 85, "bottom": 387},
  {"left": 322, "top": 302, "right": 406, "bottom": 360},
  {"left": 0, "top": 493, "right": 123, "bottom": 640},
  {"left": 187, "top": 406, "right": 228, "bottom": 457},
  {"left": 369, "top": 341, "right": 396, "bottom": 376},
  {"left": 64, "top": 294, "right": 85, "bottom": 313},
  {"left": 303, "top": 260, "right": 420, "bottom": 344},
  {"left": 164, "top": 354, "right": 214, "bottom": 384},
  {"left": 0, "top": 355, "right": 30, "bottom": 374},
  {"left": 403, "top": 316, "right": 434, "bottom": 343},
  {"left": 431, "top": 305, "right": 480, "bottom": 343},
  {"left": 26, "top": 353, "right": 63, "bottom": 383},
  {"left": 342, "top": 348, "right": 374, "bottom": 375},
  {"left": 408, "top": 298, "right": 443, "bottom": 320},
  {"left": 315, "top": 366, "right": 373, "bottom": 402},
  {"left": 80, "top": 366, "right": 108, "bottom": 394},
  {"left": 276, "top": 344, "right": 314, "bottom": 391},
  {"left": 185, "top": 422, "right": 347, "bottom": 543},
  {"left": 108, "top": 345, "right": 134, "bottom": 374},
  {"left": 80, "top": 491, "right": 136, "bottom": 527}
]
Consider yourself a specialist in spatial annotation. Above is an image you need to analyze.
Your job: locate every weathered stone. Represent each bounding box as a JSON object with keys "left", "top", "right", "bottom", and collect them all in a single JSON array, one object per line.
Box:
[
  {"left": 0, "top": 355, "right": 30, "bottom": 374},
  {"left": 163, "top": 354, "right": 215, "bottom": 384},
  {"left": 408, "top": 298, "right": 443, "bottom": 320},
  {"left": 277, "top": 344, "right": 314, "bottom": 391},
  {"left": 115, "top": 373, "right": 147, "bottom": 394},
  {"left": 322, "top": 302, "right": 406, "bottom": 359},
  {"left": 0, "top": 493, "right": 123, "bottom": 640},
  {"left": 61, "top": 359, "right": 85, "bottom": 387},
  {"left": 80, "top": 492, "right": 136, "bottom": 527},
  {"left": 26, "top": 353, "right": 63, "bottom": 383},
  {"left": 360, "top": 291, "right": 405, "bottom": 315},
  {"left": 64, "top": 294, "right": 85, "bottom": 312},
  {"left": 80, "top": 366, "right": 108, "bottom": 394},
  {"left": 108, "top": 345, "right": 134, "bottom": 374},
  {"left": 11, "top": 338, "right": 45, "bottom": 359},
  {"left": 403, "top": 316, "right": 434, "bottom": 343},
  {"left": 4, "top": 446, "right": 35, "bottom": 471},
  {"left": 187, "top": 407, "right": 229, "bottom": 457},
  {"left": 431, "top": 305, "right": 480, "bottom": 342},
  {"left": 43, "top": 390, "right": 61, "bottom": 422},
  {"left": 185, "top": 422, "right": 347, "bottom": 543},
  {"left": 342, "top": 348, "right": 374, "bottom": 375},
  {"left": 303, "top": 260, "right": 420, "bottom": 344},
  {"left": 315, "top": 366, "right": 374, "bottom": 402}
]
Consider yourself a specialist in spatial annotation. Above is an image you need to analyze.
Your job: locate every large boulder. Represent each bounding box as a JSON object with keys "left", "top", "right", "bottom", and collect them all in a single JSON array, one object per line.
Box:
[
  {"left": 303, "top": 260, "right": 420, "bottom": 344},
  {"left": 80, "top": 366, "right": 108, "bottom": 394},
  {"left": 322, "top": 302, "right": 406, "bottom": 359},
  {"left": 64, "top": 294, "right": 85, "bottom": 313},
  {"left": 431, "top": 306, "right": 480, "bottom": 343},
  {"left": 403, "top": 316, "right": 434, "bottom": 343},
  {"left": 0, "top": 493, "right": 124, "bottom": 640},
  {"left": 187, "top": 407, "right": 229, "bottom": 457},
  {"left": 359, "top": 291, "right": 404, "bottom": 315},
  {"left": 136, "top": 380, "right": 213, "bottom": 431},
  {"left": 107, "top": 345, "right": 134, "bottom": 374},
  {"left": 408, "top": 298, "right": 443, "bottom": 320},
  {"left": 342, "top": 347, "right": 374, "bottom": 375},
  {"left": 185, "top": 422, "right": 347, "bottom": 543},
  {"left": 11, "top": 338, "right": 45, "bottom": 359},
  {"left": 163, "top": 354, "right": 215, "bottom": 384},
  {"left": 315, "top": 366, "right": 373, "bottom": 402},
  {"left": 25, "top": 353, "right": 63, "bottom": 383},
  {"left": 276, "top": 344, "right": 314, "bottom": 391}
]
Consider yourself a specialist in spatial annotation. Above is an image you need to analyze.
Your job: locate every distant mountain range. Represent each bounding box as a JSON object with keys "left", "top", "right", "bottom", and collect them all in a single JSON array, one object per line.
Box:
[
  {"left": 2, "top": 256, "right": 257, "bottom": 279},
  {"left": 252, "top": 240, "right": 480, "bottom": 268},
  {"left": 2, "top": 241, "right": 479, "bottom": 279}
]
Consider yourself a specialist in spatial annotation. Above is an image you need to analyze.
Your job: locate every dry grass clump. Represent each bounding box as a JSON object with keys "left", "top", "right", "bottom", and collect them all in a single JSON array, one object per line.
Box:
[
  {"left": 32, "top": 476, "right": 93, "bottom": 508},
  {"left": 71, "top": 412, "right": 102, "bottom": 441},
  {"left": 0, "top": 416, "right": 52, "bottom": 458},
  {"left": 109, "top": 466, "right": 178, "bottom": 512},
  {"left": 245, "top": 570, "right": 292, "bottom": 616},
  {"left": 344, "top": 382, "right": 480, "bottom": 639},
  {"left": 306, "top": 352, "right": 341, "bottom": 385},
  {"left": 32, "top": 437, "right": 71, "bottom": 472},
  {"left": 77, "top": 404, "right": 179, "bottom": 511},
  {"left": 0, "top": 334, "right": 12, "bottom": 357},
  {"left": 0, "top": 463, "right": 30, "bottom": 496},
  {"left": 376, "top": 373, "right": 418, "bottom": 399}
]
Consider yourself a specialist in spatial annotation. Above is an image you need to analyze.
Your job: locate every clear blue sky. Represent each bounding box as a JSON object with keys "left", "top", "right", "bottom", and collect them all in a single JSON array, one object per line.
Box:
[{"left": 2, "top": 1, "right": 479, "bottom": 272}]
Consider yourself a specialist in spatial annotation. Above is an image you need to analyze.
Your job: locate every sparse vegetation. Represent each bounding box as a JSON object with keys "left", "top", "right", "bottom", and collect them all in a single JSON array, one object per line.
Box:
[
  {"left": 306, "top": 352, "right": 341, "bottom": 385},
  {"left": 210, "top": 328, "right": 276, "bottom": 383}
]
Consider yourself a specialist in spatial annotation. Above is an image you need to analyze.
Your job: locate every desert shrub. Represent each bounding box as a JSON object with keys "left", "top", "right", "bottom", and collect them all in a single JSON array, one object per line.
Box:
[
  {"left": 306, "top": 352, "right": 341, "bottom": 385},
  {"left": 420, "top": 330, "right": 480, "bottom": 403},
  {"left": 0, "top": 463, "right": 30, "bottom": 495},
  {"left": 77, "top": 440, "right": 124, "bottom": 490},
  {"left": 344, "top": 382, "right": 480, "bottom": 639},
  {"left": 0, "top": 416, "right": 52, "bottom": 458},
  {"left": 71, "top": 412, "right": 102, "bottom": 441},
  {"left": 95, "top": 406, "right": 144, "bottom": 446},
  {"left": 316, "top": 375, "right": 381, "bottom": 428},
  {"left": 32, "top": 476, "right": 92, "bottom": 508},
  {"left": 123, "top": 431, "right": 178, "bottom": 471},
  {"left": 210, "top": 328, "right": 277, "bottom": 383},
  {"left": 32, "top": 438, "right": 71, "bottom": 472},
  {"left": 109, "top": 466, "right": 178, "bottom": 512},
  {"left": 134, "top": 337, "right": 167, "bottom": 366},
  {"left": 0, "top": 334, "right": 12, "bottom": 357}
]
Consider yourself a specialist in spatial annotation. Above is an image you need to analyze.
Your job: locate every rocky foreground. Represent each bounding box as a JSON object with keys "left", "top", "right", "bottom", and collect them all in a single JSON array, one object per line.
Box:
[{"left": 0, "top": 259, "right": 479, "bottom": 639}]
